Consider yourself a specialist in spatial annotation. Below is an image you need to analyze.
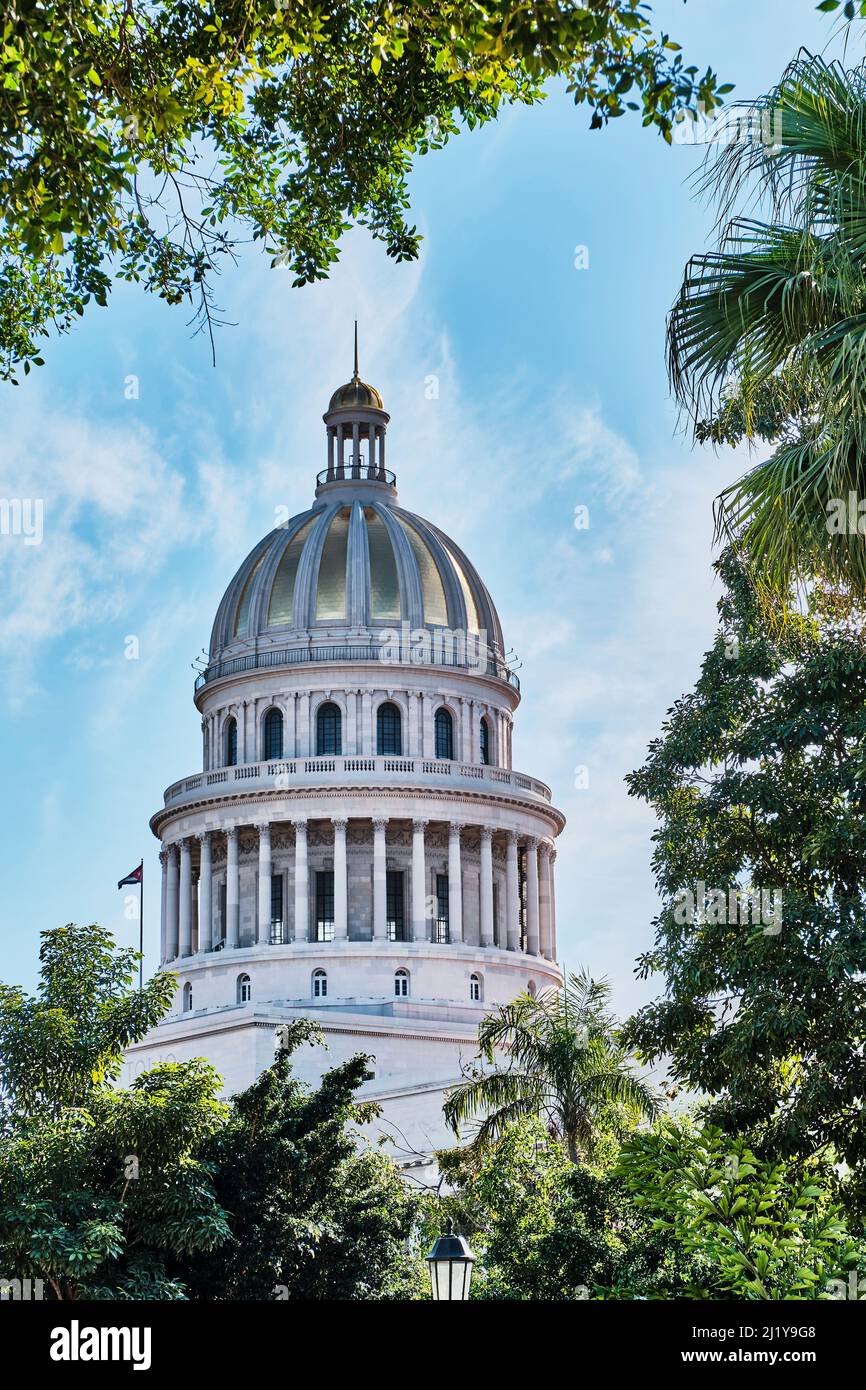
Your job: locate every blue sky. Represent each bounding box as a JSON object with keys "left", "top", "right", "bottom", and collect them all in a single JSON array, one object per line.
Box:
[{"left": 0, "top": 0, "right": 839, "bottom": 1012}]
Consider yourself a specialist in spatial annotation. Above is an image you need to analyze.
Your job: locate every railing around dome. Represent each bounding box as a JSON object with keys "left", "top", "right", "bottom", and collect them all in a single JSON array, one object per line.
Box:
[
  {"left": 194, "top": 643, "right": 521, "bottom": 692},
  {"left": 316, "top": 466, "right": 396, "bottom": 487},
  {"left": 162, "top": 756, "right": 552, "bottom": 808}
]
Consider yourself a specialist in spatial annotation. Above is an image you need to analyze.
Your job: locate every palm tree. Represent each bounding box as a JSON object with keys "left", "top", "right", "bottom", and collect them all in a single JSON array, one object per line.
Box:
[
  {"left": 443, "top": 970, "right": 658, "bottom": 1164},
  {"left": 667, "top": 52, "right": 866, "bottom": 605}
]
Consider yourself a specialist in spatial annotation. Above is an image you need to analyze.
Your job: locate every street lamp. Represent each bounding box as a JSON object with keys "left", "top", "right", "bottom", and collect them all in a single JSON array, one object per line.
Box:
[{"left": 427, "top": 1219, "right": 476, "bottom": 1301}]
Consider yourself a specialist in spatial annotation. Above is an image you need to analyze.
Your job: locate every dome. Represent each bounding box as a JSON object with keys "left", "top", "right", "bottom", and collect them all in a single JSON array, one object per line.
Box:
[
  {"left": 328, "top": 378, "right": 384, "bottom": 411},
  {"left": 208, "top": 494, "right": 505, "bottom": 667}
]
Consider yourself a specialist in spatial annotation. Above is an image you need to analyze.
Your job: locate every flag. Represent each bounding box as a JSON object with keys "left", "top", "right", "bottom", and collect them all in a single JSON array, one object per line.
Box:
[{"left": 118, "top": 863, "right": 143, "bottom": 890}]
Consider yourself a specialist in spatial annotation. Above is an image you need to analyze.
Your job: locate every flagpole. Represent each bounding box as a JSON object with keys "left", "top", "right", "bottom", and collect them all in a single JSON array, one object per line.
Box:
[{"left": 139, "top": 858, "right": 144, "bottom": 992}]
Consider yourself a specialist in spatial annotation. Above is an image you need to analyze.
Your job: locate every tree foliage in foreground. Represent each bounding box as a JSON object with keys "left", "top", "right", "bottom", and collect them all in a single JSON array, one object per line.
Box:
[
  {"left": 0, "top": 925, "right": 423, "bottom": 1299},
  {"left": 618, "top": 1122, "right": 861, "bottom": 1300},
  {"left": 444, "top": 970, "right": 657, "bottom": 1163},
  {"left": 668, "top": 51, "right": 866, "bottom": 603},
  {"left": 623, "top": 554, "right": 866, "bottom": 1213},
  {"left": 177, "top": 1020, "right": 424, "bottom": 1301},
  {"left": 440, "top": 1116, "right": 704, "bottom": 1300},
  {"left": 0, "top": 1, "right": 727, "bottom": 380}
]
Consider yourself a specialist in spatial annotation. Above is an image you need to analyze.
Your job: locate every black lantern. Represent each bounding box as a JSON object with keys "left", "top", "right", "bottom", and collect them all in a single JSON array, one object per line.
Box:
[{"left": 427, "top": 1219, "right": 476, "bottom": 1301}]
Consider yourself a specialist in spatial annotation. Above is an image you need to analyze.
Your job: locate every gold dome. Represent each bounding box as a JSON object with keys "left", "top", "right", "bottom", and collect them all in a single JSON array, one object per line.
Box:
[{"left": 328, "top": 377, "right": 384, "bottom": 411}]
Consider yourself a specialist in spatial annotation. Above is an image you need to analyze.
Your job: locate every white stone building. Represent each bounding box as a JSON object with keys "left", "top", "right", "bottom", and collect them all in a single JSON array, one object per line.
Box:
[{"left": 125, "top": 349, "right": 565, "bottom": 1180}]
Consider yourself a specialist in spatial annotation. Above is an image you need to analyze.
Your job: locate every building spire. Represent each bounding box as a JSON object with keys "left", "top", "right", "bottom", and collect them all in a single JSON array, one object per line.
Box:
[{"left": 353, "top": 319, "right": 359, "bottom": 382}]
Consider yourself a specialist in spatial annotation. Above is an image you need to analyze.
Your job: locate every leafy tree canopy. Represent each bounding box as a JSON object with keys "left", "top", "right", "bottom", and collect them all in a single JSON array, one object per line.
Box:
[
  {"left": 0, "top": 1, "right": 727, "bottom": 380},
  {"left": 177, "top": 1019, "right": 425, "bottom": 1300},
  {"left": 623, "top": 553, "right": 866, "bottom": 1212},
  {"left": 618, "top": 1121, "right": 862, "bottom": 1300}
]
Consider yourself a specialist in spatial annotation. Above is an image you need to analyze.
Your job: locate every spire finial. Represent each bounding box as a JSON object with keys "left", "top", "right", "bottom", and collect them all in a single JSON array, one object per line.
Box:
[{"left": 353, "top": 320, "right": 359, "bottom": 381}]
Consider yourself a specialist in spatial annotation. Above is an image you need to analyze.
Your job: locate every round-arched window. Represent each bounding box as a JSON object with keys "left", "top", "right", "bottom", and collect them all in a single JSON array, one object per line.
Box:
[
  {"left": 237, "top": 973, "right": 251, "bottom": 1005},
  {"left": 470, "top": 972, "right": 482, "bottom": 1003},
  {"left": 225, "top": 717, "right": 238, "bottom": 767},
  {"left": 316, "top": 702, "right": 342, "bottom": 756},
  {"left": 480, "top": 716, "right": 490, "bottom": 766},
  {"left": 394, "top": 968, "right": 409, "bottom": 998},
  {"left": 312, "top": 969, "right": 327, "bottom": 999},
  {"left": 182, "top": 981, "right": 193, "bottom": 1012},
  {"left": 435, "top": 707, "right": 454, "bottom": 760},
  {"left": 377, "top": 702, "right": 402, "bottom": 756},
  {"left": 263, "top": 707, "right": 284, "bottom": 760}
]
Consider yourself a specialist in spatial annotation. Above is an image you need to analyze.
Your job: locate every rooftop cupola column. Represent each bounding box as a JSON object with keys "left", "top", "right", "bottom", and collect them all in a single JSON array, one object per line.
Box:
[
  {"left": 198, "top": 832, "right": 212, "bottom": 953},
  {"left": 525, "top": 837, "right": 540, "bottom": 957},
  {"left": 372, "top": 817, "right": 388, "bottom": 940},
  {"left": 257, "top": 824, "right": 272, "bottom": 945},
  {"left": 321, "top": 323, "right": 392, "bottom": 488},
  {"left": 165, "top": 844, "right": 179, "bottom": 961},
  {"left": 505, "top": 831, "right": 521, "bottom": 952},
  {"left": 225, "top": 828, "right": 240, "bottom": 948},
  {"left": 333, "top": 818, "right": 348, "bottom": 940},
  {"left": 448, "top": 824, "right": 464, "bottom": 943},
  {"left": 411, "top": 818, "right": 429, "bottom": 941},
  {"left": 293, "top": 820, "right": 309, "bottom": 942}
]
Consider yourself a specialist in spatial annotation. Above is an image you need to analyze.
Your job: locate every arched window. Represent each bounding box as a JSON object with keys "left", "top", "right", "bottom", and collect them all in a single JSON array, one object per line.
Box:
[
  {"left": 237, "top": 973, "right": 251, "bottom": 1005},
  {"left": 394, "top": 968, "right": 409, "bottom": 998},
  {"left": 480, "top": 716, "right": 490, "bottom": 766},
  {"left": 470, "top": 972, "right": 482, "bottom": 1003},
  {"left": 434, "top": 707, "right": 454, "bottom": 760},
  {"left": 377, "top": 701, "right": 402, "bottom": 756},
  {"left": 527, "top": 980, "right": 537, "bottom": 999},
  {"left": 316, "top": 701, "right": 342, "bottom": 756},
  {"left": 263, "top": 707, "right": 284, "bottom": 760},
  {"left": 182, "top": 982, "right": 193, "bottom": 1012},
  {"left": 312, "top": 969, "right": 327, "bottom": 999},
  {"left": 225, "top": 717, "right": 238, "bottom": 767}
]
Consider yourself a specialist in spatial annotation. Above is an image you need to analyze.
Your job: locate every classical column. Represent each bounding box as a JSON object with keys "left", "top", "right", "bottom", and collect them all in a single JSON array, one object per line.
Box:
[
  {"left": 362, "top": 690, "right": 373, "bottom": 755},
  {"left": 198, "top": 832, "right": 212, "bottom": 953},
  {"left": 372, "top": 817, "right": 388, "bottom": 940},
  {"left": 460, "top": 698, "right": 473, "bottom": 762},
  {"left": 421, "top": 694, "right": 434, "bottom": 758},
  {"left": 191, "top": 867, "right": 199, "bottom": 953},
  {"left": 257, "top": 824, "right": 272, "bottom": 944},
  {"left": 505, "top": 830, "right": 520, "bottom": 952},
  {"left": 448, "top": 823, "right": 463, "bottom": 943},
  {"left": 411, "top": 818, "right": 428, "bottom": 941},
  {"left": 297, "top": 691, "right": 311, "bottom": 756},
  {"left": 293, "top": 820, "right": 309, "bottom": 942},
  {"left": 225, "top": 828, "right": 240, "bottom": 948},
  {"left": 159, "top": 849, "right": 169, "bottom": 962},
  {"left": 525, "top": 837, "right": 540, "bottom": 956},
  {"left": 285, "top": 694, "right": 296, "bottom": 759},
  {"left": 479, "top": 827, "right": 494, "bottom": 947},
  {"left": 165, "top": 845, "right": 180, "bottom": 960},
  {"left": 408, "top": 691, "right": 420, "bottom": 756},
  {"left": 539, "top": 841, "right": 553, "bottom": 960},
  {"left": 549, "top": 847, "right": 558, "bottom": 960},
  {"left": 178, "top": 839, "right": 192, "bottom": 957},
  {"left": 346, "top": 689, "right": 358, "bottom": 755},
  {"left": 333, "top": 818, "right": 348, "bottom": 940}
]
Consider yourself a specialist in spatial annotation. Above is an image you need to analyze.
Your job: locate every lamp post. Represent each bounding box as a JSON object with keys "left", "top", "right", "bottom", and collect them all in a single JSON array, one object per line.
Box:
[{"left": 427, "top": 1219, "right": 476, "bottom": 1301}]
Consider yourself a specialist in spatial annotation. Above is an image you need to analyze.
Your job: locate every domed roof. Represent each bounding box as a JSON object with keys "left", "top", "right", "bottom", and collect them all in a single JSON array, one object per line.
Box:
[
  {"left": 208, "top": 494, "right": 505, "bottom": 667},
  {"left": 328, "top": 378, "right": 384, "bottom": 411}
]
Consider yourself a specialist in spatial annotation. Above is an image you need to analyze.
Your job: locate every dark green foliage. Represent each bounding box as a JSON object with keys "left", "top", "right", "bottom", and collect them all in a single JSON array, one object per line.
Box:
[
  {"left": 624, "top": 553, "right": 866, "bottom": 1212},
  {"left": 177, "top": 1021, "right": 424, "bottom": 1300}
]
